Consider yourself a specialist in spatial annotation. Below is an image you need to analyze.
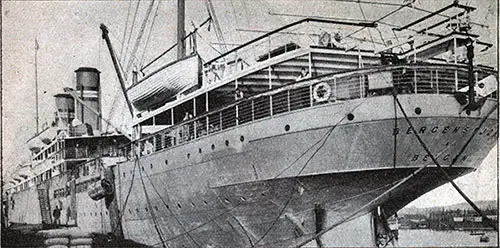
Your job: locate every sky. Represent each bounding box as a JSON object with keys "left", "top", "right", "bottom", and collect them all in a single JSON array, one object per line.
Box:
[{"left": 1, "top": 0, "right": 498, "bottom": 208}]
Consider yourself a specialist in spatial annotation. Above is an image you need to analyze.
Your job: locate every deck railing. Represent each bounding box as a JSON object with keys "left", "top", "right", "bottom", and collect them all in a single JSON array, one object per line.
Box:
[
  {"left": 203, "top": 18, "right": 375, "bottom": 85},
  {"left": 121, "top": 64, "right": 497, "bottom": 159}
]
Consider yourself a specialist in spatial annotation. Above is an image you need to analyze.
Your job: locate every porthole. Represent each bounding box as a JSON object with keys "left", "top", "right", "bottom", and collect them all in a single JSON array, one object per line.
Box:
[
  {"left": 199, "top": 148, "right": 202, "bottom": 154},
  {"left": 415, "top": 107, "right": 422, "bottom": 115},
  {"left": 284, "top": 125, "right": 290, "bottom": 131},
  {"left": 166, "top": 205, "right": 170, "bottom": 210},
  {"left": 240, "top": 136, "right": 245, "bottom": 142},
  {"left": 141, "top": 166, "right": 144, "bottom": 171},
  {"left": 150, "top": 164, "right": 153, "bottom": 169},
  {"left": 187, "top": 153, "right": 191, "bottom": 159},
  {"left": 136, "top": 208, "right": 139, "bottom": 212},
  {"left": 225, "top": 140, "right": 229, "bottom": 146},
  {"left": 123, "top": 172, "right": 126, "bottom": 178},
  {"left": 211, "top": 144, "right": 215, "bottom": 150},
  {"left": 145, "top": 207, "right": 148, "bottom": 212},
  {"left": 165, "top": 160, "right": 168, "bottom": 165},
  {"left": 128, "top": 209, "right": 132, "bottom": 214},
  {"left": 154, "top": 206, "right": 159, "bottom": 211},
  {"left": 347, "top": 113, "right": 355, "bottom": 121},
  {"left": 177, "top": 203, "right": 182, "bottom": 209}
]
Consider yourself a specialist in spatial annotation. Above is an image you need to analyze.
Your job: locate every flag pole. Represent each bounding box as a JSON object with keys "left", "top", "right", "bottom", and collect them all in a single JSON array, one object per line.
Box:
[{"left": 35, "top": 39, "right": 39, "bottom": 134}]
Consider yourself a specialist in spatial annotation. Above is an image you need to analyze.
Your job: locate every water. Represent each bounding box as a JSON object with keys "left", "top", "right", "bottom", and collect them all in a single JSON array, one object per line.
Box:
[{"left": 398, "top": 229, "right": 498, "bottom": 247}]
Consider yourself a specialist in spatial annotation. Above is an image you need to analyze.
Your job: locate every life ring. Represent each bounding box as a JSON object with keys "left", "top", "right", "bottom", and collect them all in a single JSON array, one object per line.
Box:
[{"left": 313, "top": 82, "right": 332, "bottom": 102}]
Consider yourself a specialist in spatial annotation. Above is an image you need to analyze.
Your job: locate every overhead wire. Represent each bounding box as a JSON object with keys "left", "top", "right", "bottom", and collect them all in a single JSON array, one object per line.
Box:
[
  {"left": 120, "top": 0, "right": 133, "bottom": 60},
  {"left": 123, "top": 0, "right": 142, "bottom": 64},
  {"left": 139, "top": 0, "right": 162, "bottom": 68},
  {"left": 356, "top": 1, "right": 376, "bottom": 50},
  {"left": 125, "top": 0, "right": 156, "bottom": 76}
]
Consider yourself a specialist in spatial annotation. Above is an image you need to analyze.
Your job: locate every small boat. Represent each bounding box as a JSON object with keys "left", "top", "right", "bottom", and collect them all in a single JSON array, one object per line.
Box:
[{"left": 480, "top": 234, "right": 490, "bottom": 243}]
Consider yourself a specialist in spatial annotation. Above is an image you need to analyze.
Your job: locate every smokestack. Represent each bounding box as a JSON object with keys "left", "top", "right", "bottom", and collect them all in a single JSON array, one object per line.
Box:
[
  {"left": 54, "top": 93, "right": 75, "bottom": 125},
  {"left": 74, "top": 67, "right": 101, "bottom": 133}
]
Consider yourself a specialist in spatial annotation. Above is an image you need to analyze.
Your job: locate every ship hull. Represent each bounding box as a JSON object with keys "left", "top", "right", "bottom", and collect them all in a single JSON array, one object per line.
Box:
[{"left": 114, "top": 94, "right": 497, "bottom": 247}]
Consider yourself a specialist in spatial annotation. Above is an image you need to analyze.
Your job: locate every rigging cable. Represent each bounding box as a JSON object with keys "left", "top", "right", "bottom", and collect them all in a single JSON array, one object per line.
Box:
[
  {"left": 136, "top": 156, "right": 168, "bottom": 248},
  {"left": 123, "top": 0, "right": 142, "bottom": 65},
  {"left": 110, "top": 154, "right": 138, "bottom": 235},
  {"left": 126, "top": 0, "right": 156, "bottom": 75},
  {"left": 196, "top": 32, "right": 223, "bottom": 55},
  {"left": 140, "top": 164, "right": 201, "bottom": 248},
  {"left": 393, "top": 96, "right": 498, "bottom": 231},
  {"left": 204, "top": 0, "right": 228, "bottom": 53},
  {"left": 347, "top": 1, "right": 410, "bottom": 43},
  {"left": 252, "top": 97, "right": 371, "bottom": 247},
  {"left": 139, "top": 0, "right": 162, "bottom": 68},
  {"left": 392, "top": 89, "right": 397, "bottom": 169},
  {"left": 120, "top": 0, "right": 133, "bottom": 60},
  {"left": 356, "top": 1, "right": 376, "bottom": 49},
  {"left": 291, "top": 73, "right": 498, "bottom": 247}
]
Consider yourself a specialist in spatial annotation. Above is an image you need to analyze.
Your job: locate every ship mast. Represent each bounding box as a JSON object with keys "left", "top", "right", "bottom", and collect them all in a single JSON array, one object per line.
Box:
[
  {"left": 177, "top": 0, "right": 185, "bottom": 59},
  {"left": 35, "top": 39, "right": 39, "bottom": 134}
]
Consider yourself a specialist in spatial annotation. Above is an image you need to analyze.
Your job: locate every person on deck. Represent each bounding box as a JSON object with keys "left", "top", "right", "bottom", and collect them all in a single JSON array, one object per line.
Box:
[
  {"left": 235, "top": 88, "right": 244, "bottom": 100},
  {"left": 182, "top": 112, "right": 194, "bottom": 141},
  {"left": 296, "top": 68, "right": 310, "bottom": 81},
  {"left": 53, "top": 205, "right": 61, "bottom": 225}
]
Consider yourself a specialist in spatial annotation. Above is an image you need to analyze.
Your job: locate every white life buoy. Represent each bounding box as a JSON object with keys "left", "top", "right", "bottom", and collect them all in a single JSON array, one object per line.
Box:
[{"left": 313, "top": 82, "right": 332, "bottom": 102}]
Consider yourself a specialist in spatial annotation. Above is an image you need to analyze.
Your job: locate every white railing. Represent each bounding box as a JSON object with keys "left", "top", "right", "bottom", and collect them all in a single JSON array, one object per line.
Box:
[{"left": 120, "top": 64, "right": 497, "bottom": 159}]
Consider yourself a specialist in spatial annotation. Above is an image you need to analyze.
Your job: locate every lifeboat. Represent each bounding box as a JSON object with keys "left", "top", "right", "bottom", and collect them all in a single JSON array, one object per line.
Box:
[{"left": 127, "top": 54, "right": 201, "bottom": 111}]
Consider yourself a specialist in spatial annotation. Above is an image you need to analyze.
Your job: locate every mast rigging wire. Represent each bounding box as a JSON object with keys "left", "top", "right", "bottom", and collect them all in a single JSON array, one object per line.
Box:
[
  {"left": 346, "top": 2, "right": 410, "bottom": 42},
  {"left": 120, "top": 0, "right": 133, "bottom": 60},
  {"left": 356, "top": 1, "right": 377, "bottom": 50},
  {"left": 204, "top": 0, "right": 228, "bottom": 53},
  {"left": 139, "top": 0, "right": 162, "bottom": 68},
  {"left": 125, "top": 0, "right": 156, "bottom": 76},
  {"left": 123, "top": 0, "right": 142, "bottom": 64}
]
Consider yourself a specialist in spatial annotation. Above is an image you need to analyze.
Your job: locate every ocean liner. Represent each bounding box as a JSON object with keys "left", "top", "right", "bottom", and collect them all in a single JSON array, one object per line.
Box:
[
  {"left": 3, "top": 0, "right": 498, "bottom": 247},
  {"left": 4, "top": 67, "right": 129, "bottom": 234}
]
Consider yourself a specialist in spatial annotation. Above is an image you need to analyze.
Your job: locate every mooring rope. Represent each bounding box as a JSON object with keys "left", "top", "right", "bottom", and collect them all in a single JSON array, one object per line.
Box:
[
  {"left": 393, "top": 96, "right": 498, "bottom": 231},
  {"left": 252, "top": 97, "right": 371, "bottom": 247}
]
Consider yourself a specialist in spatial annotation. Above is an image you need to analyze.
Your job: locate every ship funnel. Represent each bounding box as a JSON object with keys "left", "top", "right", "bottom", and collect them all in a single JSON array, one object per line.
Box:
[
  {"left": 54, "top": 93, "right": 75, "bottom": 126},
  {"left": 74, "top": 67, "right": 101, "bottom": 134}
]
